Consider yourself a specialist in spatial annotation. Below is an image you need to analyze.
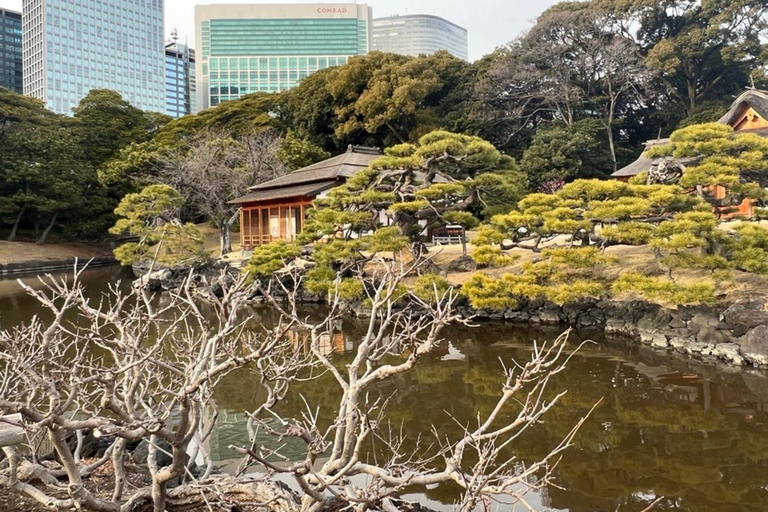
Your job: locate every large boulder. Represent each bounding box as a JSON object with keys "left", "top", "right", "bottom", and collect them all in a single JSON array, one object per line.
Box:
[
  {"left": 739, "top": 324, "right": 768, "bottom": 366},
  {"left": 447, "top": 255, "right": 477, "bottom": 273}
]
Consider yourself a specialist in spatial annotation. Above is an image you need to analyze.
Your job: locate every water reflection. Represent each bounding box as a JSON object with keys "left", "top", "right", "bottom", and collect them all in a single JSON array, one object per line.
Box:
[{"left": 1, "top": 269, "right": 768, "bottom": 511}]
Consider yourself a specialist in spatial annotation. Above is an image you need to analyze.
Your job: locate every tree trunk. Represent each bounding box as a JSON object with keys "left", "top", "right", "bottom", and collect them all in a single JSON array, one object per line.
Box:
[
  {"left": 606, "top": 96, "right": 618, "bottom": 173},
  {"left": 220, "top": 224, "right": 232, "bottom": 256},
  {"left": 8, "top": 204, "right": 27, "bottom": 242},
  {"left": 36, "top": 212, "right": 58, "bottom": 245}
]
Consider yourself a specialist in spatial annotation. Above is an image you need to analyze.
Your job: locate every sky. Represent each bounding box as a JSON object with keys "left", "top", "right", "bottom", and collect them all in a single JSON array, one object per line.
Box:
[{"left": 0, "top": 0, "right": 559, "bottom": 61}]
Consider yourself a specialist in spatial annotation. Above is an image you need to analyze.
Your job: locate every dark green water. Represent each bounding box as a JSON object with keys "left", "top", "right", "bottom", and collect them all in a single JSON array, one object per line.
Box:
[{"left": 1, "top": 267, "right": 767, "bottom": 512}]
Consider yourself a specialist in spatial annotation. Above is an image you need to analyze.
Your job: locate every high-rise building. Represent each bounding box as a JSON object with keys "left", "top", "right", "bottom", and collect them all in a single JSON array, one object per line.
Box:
[
  {"left": 22, "top": 0, "right": 165, "bottom": 115},
  {"left": 0, "top": 8, "right": 22, "bottom": 94},
  {"left": 195, "top": 3, "right": 372, "bottom": 112},
  {"left": 372, "top": 15, "right": 468, "bottom": 61},
  {"left": 165, "top": 39, "right": 196, "bottom": 118}
]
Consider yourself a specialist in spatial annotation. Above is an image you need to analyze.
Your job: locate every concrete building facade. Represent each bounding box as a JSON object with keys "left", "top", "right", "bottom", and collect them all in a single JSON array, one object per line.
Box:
[
  {"left": 195, "top": 3, "right": 371, "bottom": 112},
  {"left": 0, "top": 8, "right": 23, "bottom": 94},
  {"left": 372, "top": 14, "right": 468, "bottom": 61},
  {"left": 165, "top": 40, "right": 196, "bottom": 118},
  {"left": 22, "top": 0, "right": 165, "bottom": 114}
]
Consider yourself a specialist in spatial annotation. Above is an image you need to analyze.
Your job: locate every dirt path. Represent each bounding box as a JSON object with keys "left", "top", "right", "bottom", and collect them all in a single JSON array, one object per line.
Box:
[{"left": 0, "top": 241, "right": 112, "bottom": 265}]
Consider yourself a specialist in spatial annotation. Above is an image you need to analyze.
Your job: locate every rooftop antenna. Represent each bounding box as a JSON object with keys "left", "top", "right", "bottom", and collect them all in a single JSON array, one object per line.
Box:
[{"left": 171, "top": 27, "right": 179, "bottom": 44}]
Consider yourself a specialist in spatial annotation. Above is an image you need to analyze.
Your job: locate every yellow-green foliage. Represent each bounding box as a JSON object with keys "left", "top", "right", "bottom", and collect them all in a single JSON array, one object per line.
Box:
[
  {"left": 545, "top": 280, "right": 604, "bottom": 306},
  {"left": 243, "top": 240, "right": 301, "bottom": 280},
  {"left": 336, "top": 279, "right": 365, "bottom": 300},
  {"left": 366, "top": 226, "right": 409, "bottom": 253},
  {"left": 730, "top": 223, "right": 768, "bottom": 274},
  {"left": 109, "top": 185, "right": 207, "bottom": 267},
  {"left": 304, "top": 265, "right": 337, "bottom": 296},
  {"left": 461, "top": 273, "right": 524, "bottom": 310},
  {"left": 443, "top": 211, "right": 479, "bottom": 229},
  {"left": 472, "top": 225, "right": 506, "bottom": 246},
  {"left": 628, "top": 172, "right": 648, "bottom": 185},
  {"left": 413, "top": 274, "right": 452, "bottom": 302},
  {"left": 388, "top": 200, "right": 430, "bottom": 214},
  {"left": 601, "top": 222, "right": 656, "bottom": 245},
  {"left": 541, "top": 246, "right": 615, "bottom": 267},
  {"left": 644, "top": 123, "right": 768, "bottom": 194},
  {"left": 471, "top": 245, "right": 519, "bottom": 268},
  {"left": 612, "top": 273, "right": 716, "bottom": 305},
  {"left": 415, "top": 183, "right": 466, "bottom": 200}
]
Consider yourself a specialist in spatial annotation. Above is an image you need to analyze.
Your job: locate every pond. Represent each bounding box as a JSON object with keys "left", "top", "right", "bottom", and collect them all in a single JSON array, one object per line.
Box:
[{"left": 1, "top": 267, "right": 767, "bottom": 512}]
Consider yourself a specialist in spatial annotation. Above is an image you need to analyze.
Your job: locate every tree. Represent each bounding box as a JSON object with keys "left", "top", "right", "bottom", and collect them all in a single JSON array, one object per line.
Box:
[
  {"left": 157, "top": 130, "right": 287, "bottom": 256},
  {"left": 0, "top": 260, "right": 592, "bottom": 512},
  {"left": 71, "top": 89, "right": 168, "bottom": 169},
  {"left": 109, "top": 184, "right": 207, "bottom": 267},
  {"left": 599, "top": 0, "right": 768, "bottom": 117},
  {"left": 520, "top": 119, "right": 614, "bottom": 190}
]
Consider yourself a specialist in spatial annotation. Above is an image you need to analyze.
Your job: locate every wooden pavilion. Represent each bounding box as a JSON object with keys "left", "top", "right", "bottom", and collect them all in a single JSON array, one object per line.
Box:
[
  {"left": 612, "top": 88, "right": 768, "bottom": 217},
  {"left": 229, "top": 145, "right": 382, "bottom": 249}
]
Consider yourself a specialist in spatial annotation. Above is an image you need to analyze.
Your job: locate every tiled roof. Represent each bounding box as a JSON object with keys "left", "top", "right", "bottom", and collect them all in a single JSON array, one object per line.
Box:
[
  {"left": 229, "top": 181, "right": 337, "bottom": 204},
  {"left": 249, "top": 145, "right": 381, "bottom": 191}
]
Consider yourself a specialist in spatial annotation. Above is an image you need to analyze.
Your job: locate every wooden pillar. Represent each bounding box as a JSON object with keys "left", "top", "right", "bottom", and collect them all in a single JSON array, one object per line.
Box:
[
  {"left": 239, "top": 208, "right": 245, "bottom": 248},
  {"left": 256, "top": 208, "right": 261, "bottom": 246},
  {"left": 278, "top": 207, "right": 283, "bottom": 240}
]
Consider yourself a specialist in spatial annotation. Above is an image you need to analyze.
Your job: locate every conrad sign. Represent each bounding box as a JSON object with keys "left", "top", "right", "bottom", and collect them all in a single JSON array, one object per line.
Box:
[{"left": 317, "top": 7, "right": 349, "bottom": 14}]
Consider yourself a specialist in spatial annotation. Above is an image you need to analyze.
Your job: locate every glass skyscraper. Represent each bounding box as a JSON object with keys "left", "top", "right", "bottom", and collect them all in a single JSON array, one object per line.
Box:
[
  {"left": 0, "top": 8, "right": 23, "bottom": 94},
  {"left": 372, "top": 15, "right": 468, "bottom": 61},
  {"left": 194, "top": 3, "right": 371, "bottom": 112},
  {"left": 165, "top": 41, "right": 196, "bottom": 118},
  {"left": 22, "top": 0, "right": 166, "bottom": 114}
]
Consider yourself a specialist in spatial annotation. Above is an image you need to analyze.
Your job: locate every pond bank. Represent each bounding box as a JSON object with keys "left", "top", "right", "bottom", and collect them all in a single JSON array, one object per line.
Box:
[
  {"left": 0, "top": 241, "right": 115, "bottom": 276},
  {"left": 461, "top": 297, "right": 768, "bottom": 369}
]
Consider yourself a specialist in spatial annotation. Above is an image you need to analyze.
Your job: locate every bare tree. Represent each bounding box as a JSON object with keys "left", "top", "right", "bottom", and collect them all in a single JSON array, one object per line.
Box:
[
  {"left": 0, "top": 267, "right": 307, "bottom": 512},
  {"left": 0, "top": 259, "right": 592, "bottom": 512},
  {"left": 158, "top": 129, "right": 287, "bottom": 256},
  {"left": 233, "top": 255, "right": 595, "bottom": 512}
]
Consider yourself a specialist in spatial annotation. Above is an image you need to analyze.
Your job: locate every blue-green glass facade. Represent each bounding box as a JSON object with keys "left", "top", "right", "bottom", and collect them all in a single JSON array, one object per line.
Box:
[
  {"left": 0, "top": 8, "right": 23, "bottom": 94},
  {"left": 23, "top": 0, "right": 165, "bottom": 114},
  {"left": 196, "top": 4, "right": 371, "bottom": 111}
]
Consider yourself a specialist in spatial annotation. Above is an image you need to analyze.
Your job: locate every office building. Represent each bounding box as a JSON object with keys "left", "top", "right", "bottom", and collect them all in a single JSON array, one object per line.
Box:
[
  {"left": 22, "top": 0, "right": 165, "bottom": 114},
  {"left": 165, "top": 39, "right": 196, "bottom": 118},
  {"left": 372, "top": 14, "right": 468, "bottom": 61},
  {"left": 195, "top": 3, "right": 372, "bottom": 111},
  {"left": 0, "top": 8, "right": 22, "bottom": 93}
]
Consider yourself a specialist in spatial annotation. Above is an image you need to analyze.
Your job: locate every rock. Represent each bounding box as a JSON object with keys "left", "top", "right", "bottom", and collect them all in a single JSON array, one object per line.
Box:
[
  {"left": 639, "top": 330, "right": 668, "bottom": 348},
  {"left": 687, "top": 313, "right": 720, "bottom": 336},
  {"left": 447, "top": 255, "right": 477, "bottom": 273},
  {"left": 669, "top": 316, "right": 687, "bottom": 329},
  {"left": 132, "top": 268, "right": 173, "bottom": 291},
  {"left": 712, "top": 343, "right": 744, "bottom": 366},
  {"left": 739, "top": 324, "right": 768, "bottom": 366},
  {"left": 721, "top": 303, "right": 768, "bottom": 329}
]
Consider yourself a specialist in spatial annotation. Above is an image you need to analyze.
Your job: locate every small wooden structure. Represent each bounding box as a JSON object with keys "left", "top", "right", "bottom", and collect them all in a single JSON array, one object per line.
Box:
[
  {"left": 230, "top": 146, "right": 382, "bottom": 249},
  {"left": 432, "top": 225, "right": 466, "bottom": 245},
  {"left": 611, "top": 88, "right": 768, "bottom": 217}
]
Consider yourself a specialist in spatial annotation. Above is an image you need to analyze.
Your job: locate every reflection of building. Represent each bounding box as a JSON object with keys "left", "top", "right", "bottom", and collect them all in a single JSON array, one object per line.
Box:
[
  {"left": 165, "top": 40, "right": 196, "bottom": 118},
  {"left": 0, "top": 8, "right": 22, "bottom": 94},
  {"left": 287, "top": 329, "right": 350, "bottom": 356},
  {"left": 22, "top": 0, "right": 166, "bottom": 114},
  {"left": 612, "top": 89, "right": 768, "bottom": 217},
  {"left": 194, "top": 3, "right": 372, "bottom": 111},
  {"left": 372, "top": 14, "right": 468, "bottom": 61}
]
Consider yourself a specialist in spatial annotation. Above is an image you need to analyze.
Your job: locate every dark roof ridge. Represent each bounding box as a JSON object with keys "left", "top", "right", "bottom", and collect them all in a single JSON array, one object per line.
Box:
[{"left": 718, "top": 88, "right": 768, "bottom": 126}]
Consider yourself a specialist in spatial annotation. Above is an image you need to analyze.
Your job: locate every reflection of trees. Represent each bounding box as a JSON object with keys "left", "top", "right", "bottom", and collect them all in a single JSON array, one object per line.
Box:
[{"left": 210, "top": 317, "right": 768, "bottom": 511}]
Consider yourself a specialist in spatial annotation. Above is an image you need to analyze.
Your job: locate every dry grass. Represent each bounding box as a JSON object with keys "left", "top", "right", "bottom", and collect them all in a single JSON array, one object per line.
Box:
[{"left": 0, "top": 241, "right": 111, "bottom": 265}]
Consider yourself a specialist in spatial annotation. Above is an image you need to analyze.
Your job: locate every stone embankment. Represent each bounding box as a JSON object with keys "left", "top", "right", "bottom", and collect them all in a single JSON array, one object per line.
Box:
[{"left": 462, "top": 298, "right": 768, "bottom": 368}]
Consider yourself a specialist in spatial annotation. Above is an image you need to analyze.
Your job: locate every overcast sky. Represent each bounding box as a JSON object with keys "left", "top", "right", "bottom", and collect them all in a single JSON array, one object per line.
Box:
[{"left": 1, "top": 0, "right": 559, "bottom": 61}]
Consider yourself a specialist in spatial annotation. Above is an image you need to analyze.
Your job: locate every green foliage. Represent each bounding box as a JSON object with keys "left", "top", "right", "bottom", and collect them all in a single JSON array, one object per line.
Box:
[
  {"left": 471, "top": 245, "right": 519, "bottom": 268},
  {"left": 545, "top": 280, "right": 604, "bottom": 306},
  {"left": 600, "top": 222, "right": 656, "bottom": 245},
  {"left": 413, "top": 274, "right": 452, "bottom": 303},
  {"left": 243, "top": 240, "right": 302, "bottom": 280},
  {"left": 612, "top": 273, "right": 716, "bottom": 306},
  {"left": 442, "top": 211, "right": 479, "bottom": 229},
  {"left": 109, "top": 185, "right": 207, "bottom": 267},
  {"left": 461, "top": 273, "right": 523, "bottom": 310},
  {"left": 520, "top": 119, "right": 613, "bottom": 190},
  {"left": 277, "top": 130, "right": 331, "bottom": 170}
]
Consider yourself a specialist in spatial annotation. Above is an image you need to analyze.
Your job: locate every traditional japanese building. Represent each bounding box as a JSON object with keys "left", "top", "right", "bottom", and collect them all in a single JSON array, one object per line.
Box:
[
  {"left": 612, "top": 89, "right": 768, "bottom": 217},
  {"left": 230, "top": 145, "right": 382, "bottom": 249}
]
